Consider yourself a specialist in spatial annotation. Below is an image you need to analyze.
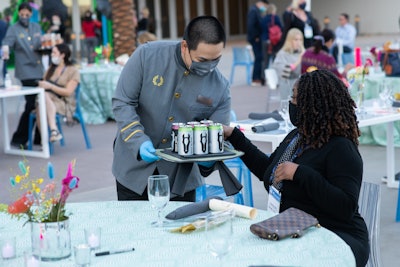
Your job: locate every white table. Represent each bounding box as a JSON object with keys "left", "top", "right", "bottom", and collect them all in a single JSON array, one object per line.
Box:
[
  {"left": 233, "top": 109, "right": 400, "bottom": 189},
  {"left": 0, "top": 87, "right": 50, "bottom": 158},
  {"left": 0, "top": 201, "right": 355, "bottom": 267}
]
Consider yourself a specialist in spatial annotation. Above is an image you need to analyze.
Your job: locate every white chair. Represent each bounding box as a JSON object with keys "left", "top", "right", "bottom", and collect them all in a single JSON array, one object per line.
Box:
[{"left": 358, "top": 181, "right": 382, "bottom": 267}]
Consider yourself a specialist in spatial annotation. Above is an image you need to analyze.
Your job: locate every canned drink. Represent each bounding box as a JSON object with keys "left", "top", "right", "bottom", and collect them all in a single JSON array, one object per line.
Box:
[
  {"left": 208, "top": 123, "right": 224, "bottom": 153},
  {"left": 193, "top": 124, "right": 208, "bottom": 155},
  {"left": 178, "top": 125, "right": 193, "bottom": 156},
  {"left": 171, "top": 123, "right": 184, "bottom": 152}
]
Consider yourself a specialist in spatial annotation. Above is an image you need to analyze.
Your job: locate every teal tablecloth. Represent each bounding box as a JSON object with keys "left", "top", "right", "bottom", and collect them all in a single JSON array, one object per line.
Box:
[
  {"left": 80, "top": 65, "right": 122, "bottom": 124},
  {"left": 349, "top": 72, "right": 400, "bottom": 146},
  {"left": 0, "top": 201, "right": 355, "bottom": 267}
]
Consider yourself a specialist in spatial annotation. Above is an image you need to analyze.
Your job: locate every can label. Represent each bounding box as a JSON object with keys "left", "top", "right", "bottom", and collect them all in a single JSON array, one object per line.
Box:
[
  {"left": 208, "top": 123, "right": 224, "bottom": 153},
  {"left": 193, "top": 125, "right": 208, "bottom": 155},
  {"left": 178, "top": 125, "right": 193, "bottom": 156},
  {"left": 171, "top": 123, "right": 184, "bottom": 152}
]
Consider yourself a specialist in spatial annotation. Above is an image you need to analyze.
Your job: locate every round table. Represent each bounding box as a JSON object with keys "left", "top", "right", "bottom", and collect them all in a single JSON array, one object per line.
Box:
[{"left": 0, "top": 201, "right": 356, "bottom": 267}]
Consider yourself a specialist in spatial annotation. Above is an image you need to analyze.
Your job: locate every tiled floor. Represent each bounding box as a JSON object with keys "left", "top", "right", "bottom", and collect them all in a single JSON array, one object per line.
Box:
[{"left": 1, "top": 34, "right": 399, "bottom": 266}]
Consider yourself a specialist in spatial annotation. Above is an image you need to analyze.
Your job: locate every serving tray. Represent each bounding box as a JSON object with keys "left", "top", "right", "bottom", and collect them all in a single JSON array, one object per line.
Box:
[{"left": 155, "top": 147, "right": 243, "bottom": 163}]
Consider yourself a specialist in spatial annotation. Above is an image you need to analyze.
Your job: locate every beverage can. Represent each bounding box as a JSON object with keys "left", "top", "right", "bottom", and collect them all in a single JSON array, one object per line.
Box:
[
  {"left": 171, "top": 122, "right": 184, "bottom": 152},
  {"left": 193, "top": 124, "right": 208, "bottom": 155},
  {"left": 177, "top": 125, "right": 193, "bottom": 156},
  {"left": 208, "top": 123, "right": 224, "bottom": 153}
]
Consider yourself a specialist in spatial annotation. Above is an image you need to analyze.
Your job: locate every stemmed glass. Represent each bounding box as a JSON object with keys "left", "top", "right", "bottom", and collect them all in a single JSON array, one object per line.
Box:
[
  {"left": 205, "top": 210, "right": 235, "bottom": 265},
  {"left": 379, "top": 82, "right": 393, "bottom": 109},
  {"left": 279, "top": 99, "right": 290, "bottom": 132},
  {"left": 148, "top": 175, "right": 170, "bottom": 227}
]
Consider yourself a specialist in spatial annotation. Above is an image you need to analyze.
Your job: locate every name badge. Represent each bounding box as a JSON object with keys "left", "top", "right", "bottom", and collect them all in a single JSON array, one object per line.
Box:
[
  {"left": 267, "top": 185, "right": 281, "bottom": 215},
  {"left": 304, "top": 23, "right": 313, "bottom": 39}
]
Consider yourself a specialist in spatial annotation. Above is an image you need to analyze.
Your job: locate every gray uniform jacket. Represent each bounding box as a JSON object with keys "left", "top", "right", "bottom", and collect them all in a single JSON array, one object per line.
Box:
[
  {"left": 112, "top": 41, "right": 231, "bottom": 197},
  {"left": 2, "top": 21, "right": 43, "bottom": 80}
]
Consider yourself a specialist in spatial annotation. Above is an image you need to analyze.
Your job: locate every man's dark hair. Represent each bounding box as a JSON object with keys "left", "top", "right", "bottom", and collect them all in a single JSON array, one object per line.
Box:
[
  {"left": 341, "top": 13, "right": 349, "bottom": 21},
  {"left": 183, "top": 16, "right": 226, "bottom": 50},
  {"left": 313, "top": 29, "right": 335, "bottom": 54},
  {"left": 295, "top": 69, "right": 360, "bottom": 149},
  {"left": 18, "top": 2, "right": 32, "bottom": 12}
]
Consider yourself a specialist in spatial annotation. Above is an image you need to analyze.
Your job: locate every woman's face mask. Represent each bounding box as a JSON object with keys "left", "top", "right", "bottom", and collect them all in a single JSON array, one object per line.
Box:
[
  {"left": 289, "top": 101, "right": 299, "bottom": 126},
  {"left": 51, "top": 57, "right": 61, "bottom": 65}
]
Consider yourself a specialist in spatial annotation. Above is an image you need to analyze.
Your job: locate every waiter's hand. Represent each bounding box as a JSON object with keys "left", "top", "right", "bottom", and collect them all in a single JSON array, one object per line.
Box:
[
  {"left": 139, "top": 141, "right": 160, "bottom": 163},
  {"left": 1, "top": 45, "right": 9, "bottom": 60}
]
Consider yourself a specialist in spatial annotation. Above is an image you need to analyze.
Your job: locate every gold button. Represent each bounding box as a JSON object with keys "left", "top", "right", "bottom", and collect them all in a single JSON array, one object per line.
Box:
[
  {"left": 168, "top": 116, "right": 174, "bottom": 122},
  {"left": 161, "top": 138, "right": 168, "bottom": 144},
  {"left": 174, "top": 93, "right": 181, "bottom": 98},
  {"left": 37, "top": 60, "right": 41, "bottom": 64},
  {"left": 184, "top": 70, "right": 189, "bottom": 76}
]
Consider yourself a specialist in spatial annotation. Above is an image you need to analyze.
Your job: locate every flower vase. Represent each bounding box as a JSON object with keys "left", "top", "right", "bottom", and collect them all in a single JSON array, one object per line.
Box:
[{"left": 30, "top": 219, "right": 71, "bottom": 261}]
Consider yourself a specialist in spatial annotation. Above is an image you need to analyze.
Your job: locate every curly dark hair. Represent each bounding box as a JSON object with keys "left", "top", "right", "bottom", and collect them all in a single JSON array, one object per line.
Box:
[{"left": 295, "top": 69, "right": 360, "bottom": 149}]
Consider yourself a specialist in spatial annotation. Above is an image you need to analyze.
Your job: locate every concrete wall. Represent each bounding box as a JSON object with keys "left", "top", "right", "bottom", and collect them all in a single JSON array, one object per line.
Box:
[{"left": 272, "top": 0, "right": 400, "bottom": 35}]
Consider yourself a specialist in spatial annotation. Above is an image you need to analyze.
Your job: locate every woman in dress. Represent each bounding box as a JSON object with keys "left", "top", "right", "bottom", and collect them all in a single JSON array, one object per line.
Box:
[{"left": 37, "top": 43, "right": 80, "bottom": 142}]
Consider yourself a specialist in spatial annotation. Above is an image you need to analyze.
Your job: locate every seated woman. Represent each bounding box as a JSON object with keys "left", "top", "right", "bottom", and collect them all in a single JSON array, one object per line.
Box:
[
  {"left": 37, "top": 43, "right": 80, "bottom": 142},
  {"left": 301, "top": 29, "right": 352, "bottom": 82},
  {"left": 272, "top": 28, "right": 305, "bottom": 100},
  {"left": 223, "top": 70, "right": 369, "bottom": 267}
]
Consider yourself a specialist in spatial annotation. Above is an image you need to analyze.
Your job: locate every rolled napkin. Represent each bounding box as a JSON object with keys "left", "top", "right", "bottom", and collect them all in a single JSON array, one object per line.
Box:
[
  {"left": 251, "top": 122, "right": 280, "bottom": 133},
  {"left": 165, "top": 196, "right": 223, "bottom": 220},
  {"left": 248, "top": 110, "right": 283, "bottom": 121},
  {"left": 209, "top": 199, "right": 257, "bottom": 219}
]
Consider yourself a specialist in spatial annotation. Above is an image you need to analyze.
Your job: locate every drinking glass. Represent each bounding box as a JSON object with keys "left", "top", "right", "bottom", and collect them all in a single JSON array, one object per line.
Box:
[
  {"left": 148, "top": 175, "right": 170, "bottom": 227},
  {"left": 279, "top": 99, "right": 290, "bottom": 132},
  {"left": 205, "top": 210, "right": 235, "bottom": 264},
  {"left": 379, "top": 81, "right": 393, "bottom": 108}
]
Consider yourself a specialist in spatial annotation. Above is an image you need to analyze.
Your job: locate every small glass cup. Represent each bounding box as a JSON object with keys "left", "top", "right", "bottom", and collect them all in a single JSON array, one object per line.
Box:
[
  {"left": 74, "top": 244, "right": 91, "bottom": 267},
  {"left": 24, "top": 251, "right": 40, "bottom": 267},
  {"left": 1, "top": 236, "right": 16, "bottom": 260},
  {"left": 84, "top": 227, "right": 101, "bottom": 250}
]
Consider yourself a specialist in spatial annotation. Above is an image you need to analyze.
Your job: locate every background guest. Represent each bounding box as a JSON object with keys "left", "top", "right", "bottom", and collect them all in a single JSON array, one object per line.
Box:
[
  {"left": 48, "top": 13, "right": 66, "bottom": 41},
  {"left": 0, "top": 18, "right": 7, "bottom": 81},
  {"left": 81, "top": 10, "right": 102, "bottom": 64},
  {"left": 280, "top": 0, "right": 320, "bottom": 49},
  {"left": 247, "top": 0, "right": 269, "bottom": 86},
  {"left": 1, "top": 2, "right": 43, "bottom": 148},
  {"left": 331, "top": 13, "right": 356, "bottom": 64},
  {"left": 37, "top": 44, "right": 80, "bottom": 142},
  {"left": 272, "top": 28, "right": 304, "bottom": 100}
]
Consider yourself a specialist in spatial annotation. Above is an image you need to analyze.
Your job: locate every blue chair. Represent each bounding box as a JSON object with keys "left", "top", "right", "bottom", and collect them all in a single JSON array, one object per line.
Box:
[
  {"left": 27, "top": 84, "right": 92, "bottom": 154},
  {"left": 196, "top": 110, "right": 254, "bottom": 207},
  {"left": 230, "top": 46, "right": 254, "bottom": 85}
]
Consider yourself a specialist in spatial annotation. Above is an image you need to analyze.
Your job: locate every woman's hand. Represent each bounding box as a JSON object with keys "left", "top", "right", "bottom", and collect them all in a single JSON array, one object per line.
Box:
[
  {"left": 274, "top": 162, "right": 299, "bottom": 182},
  {"left": 222, "top": 125, "right": 234, "bottom": 140},
  {"left": 38, "top": 80, "right": 54, "bottom": 90}
]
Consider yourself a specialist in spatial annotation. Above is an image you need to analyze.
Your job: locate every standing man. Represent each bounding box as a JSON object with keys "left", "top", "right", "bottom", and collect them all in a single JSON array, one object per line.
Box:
[
  {"left": 1, "top": 2, "right": 43, "bottom": 148},
  {"left": 112, "top": 16, "right": 231, "bottom": 201},
  {"left": 247, "top": 0, "right": 269, "bottom": 86},
  {"left": 332, "top": 13, "right": 356, "bottom": 64}
]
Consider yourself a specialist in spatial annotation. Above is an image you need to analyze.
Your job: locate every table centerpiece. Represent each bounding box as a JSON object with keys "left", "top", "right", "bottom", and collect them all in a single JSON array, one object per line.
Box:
[{"left": 0, "top": 159, "right": 80, "bottom": 261}]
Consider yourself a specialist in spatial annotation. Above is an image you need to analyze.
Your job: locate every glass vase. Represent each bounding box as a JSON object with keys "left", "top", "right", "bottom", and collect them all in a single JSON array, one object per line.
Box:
[
  {"left": 30, "top": 219, "right": 71, "bottom": 261},
  {"left": 355, "top": 83, "right": 365, "bottom": 114}
]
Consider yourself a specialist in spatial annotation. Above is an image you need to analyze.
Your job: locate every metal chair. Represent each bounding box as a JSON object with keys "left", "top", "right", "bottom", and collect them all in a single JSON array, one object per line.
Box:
[
  {"left": 230, "top": 46, "right": 254, "bottom": 85},
  {"left": 195, "top": 110, "right": 254, "bottom": 207},
  {"left": 27, "top": 84, "right": 92, "bottom": 154},
  {"left": 358, "top": 181, "right": 382, "bottom": 267}
]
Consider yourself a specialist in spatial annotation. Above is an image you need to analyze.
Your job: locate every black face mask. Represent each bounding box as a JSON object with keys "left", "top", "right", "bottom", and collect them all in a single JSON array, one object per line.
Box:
[
  {"left": 299, "top": 3, "right": 307, "bottom": 10},
  {"left": 289, "top": 101, "right": 299, "bottom": 126}
]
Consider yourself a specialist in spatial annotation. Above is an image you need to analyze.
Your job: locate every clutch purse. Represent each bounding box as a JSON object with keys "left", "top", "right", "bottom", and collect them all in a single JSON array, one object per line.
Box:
[{"left": 250, "top": 207, "right": 320, "bottom": 241}]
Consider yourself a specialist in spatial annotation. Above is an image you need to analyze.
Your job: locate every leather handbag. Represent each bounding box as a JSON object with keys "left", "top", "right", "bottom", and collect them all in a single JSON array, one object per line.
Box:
[{"left": 250, "top": 207, "right": 320, "bottom": 241}]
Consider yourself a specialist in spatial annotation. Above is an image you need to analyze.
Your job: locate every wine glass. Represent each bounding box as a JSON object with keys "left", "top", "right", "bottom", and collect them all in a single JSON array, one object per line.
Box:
[
  {"left": 205, "top": 209, "right": 235, "bottom": 264},
  {"left": 379, "top": 82, "right": 393, "bottom": 109},
  {"left": 148, "top": 175, "right": 170, "bottom": 227},
  {"left": 279, "top": 99, "right": 290, "bottom": 132}
]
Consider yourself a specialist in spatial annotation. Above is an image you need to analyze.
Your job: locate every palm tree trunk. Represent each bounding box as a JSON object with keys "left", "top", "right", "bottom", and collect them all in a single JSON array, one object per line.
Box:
[{"left": 110, "top": 0, "right": 136, "bottom": 58}]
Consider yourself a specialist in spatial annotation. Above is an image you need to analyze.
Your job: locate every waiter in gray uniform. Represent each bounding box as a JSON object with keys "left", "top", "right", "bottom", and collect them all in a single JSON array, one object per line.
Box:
[
  {"left": 2, "top": 3, "right": 43, "bottom": 148},
  {"left": 112, "top": 16, "right": 231, "bottom": 201}
]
